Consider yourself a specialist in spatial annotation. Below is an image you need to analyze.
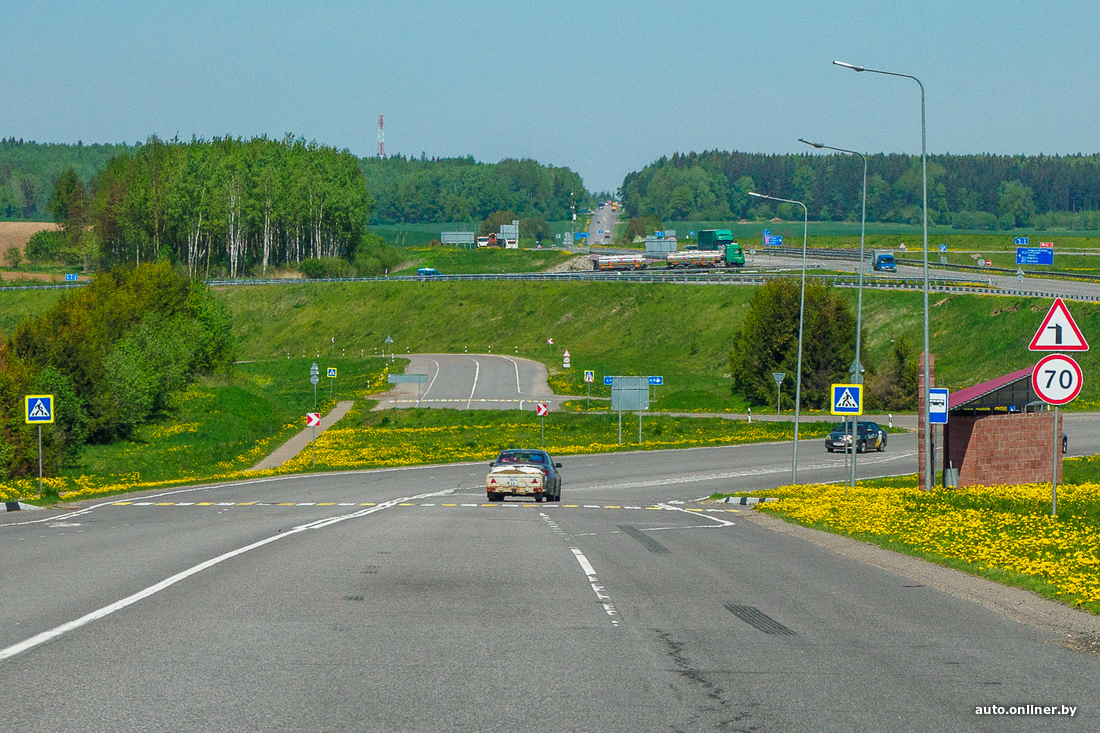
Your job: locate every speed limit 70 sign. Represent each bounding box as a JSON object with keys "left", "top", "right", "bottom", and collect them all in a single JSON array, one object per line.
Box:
[{"left": 1032, "top": 354, "right": 1083, "bottom": 405}]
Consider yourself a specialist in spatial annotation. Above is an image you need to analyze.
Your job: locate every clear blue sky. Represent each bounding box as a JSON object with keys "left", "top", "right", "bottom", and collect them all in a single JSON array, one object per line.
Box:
[{"left": 2, "top": 0, "right": 1097, "bottom": 195}]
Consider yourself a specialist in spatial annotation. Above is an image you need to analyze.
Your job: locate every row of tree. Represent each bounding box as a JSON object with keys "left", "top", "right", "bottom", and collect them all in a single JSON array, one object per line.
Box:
[
  {"left": 729, "top": 279, "right": 917, "bottom": 412},
  {"left": 0, "top": 138, "right": 132, "bottom": 221},
  {"left": 49, "top": 135, "right": 374, "bottom": 277},
  {"left": 621, "top": 150, "right": 1100, "bottom": 229},
  {"left": 360, "top": 155, "right": 590, "bottom": 224},
  {"left": 0, "top": 263, "right": 236, "bottom": 483}
]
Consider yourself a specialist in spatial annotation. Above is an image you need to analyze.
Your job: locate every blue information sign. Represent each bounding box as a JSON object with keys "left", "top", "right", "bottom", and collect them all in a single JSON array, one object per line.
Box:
[
  {"left": 1015, "top": 237, "right": 1029, "bottom": 246},
  {"left": 929, "top": 388, "right": 949, "bottom": 425},
  {"left": 603, "top": 376, "right": 613, "bottom": 385},
  {"left": 64, "top": 273, "right": 78, "bottom": 281},
  {"left": 1016, "top": 247, "right": 1054, "bottom": 265},
  {"left": 648, "top": 376, "right": 663, "bottom": 386}
]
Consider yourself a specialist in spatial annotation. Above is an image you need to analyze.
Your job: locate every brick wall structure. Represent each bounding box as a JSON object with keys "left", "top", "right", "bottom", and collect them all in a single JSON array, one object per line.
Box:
[{"left": 944, "top": 411, "right": 1062, "bottom": 487}]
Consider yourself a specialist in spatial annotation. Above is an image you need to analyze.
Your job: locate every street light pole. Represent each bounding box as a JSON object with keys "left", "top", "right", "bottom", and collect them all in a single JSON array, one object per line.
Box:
[
  {"left": 834, "top": 60, "right": 931, "bottom": 492},
  {"left": 749, "top": 191, "right": 808, "bottom": 485},
  {"left": 799, "top": 138, "right": 867, "bottom": 488}
]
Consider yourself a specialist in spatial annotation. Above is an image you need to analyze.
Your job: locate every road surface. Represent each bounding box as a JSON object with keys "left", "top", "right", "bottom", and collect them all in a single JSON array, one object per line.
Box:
[
  {"left": 375, "top": 353, "right": 558, "bottom": 410},
  {"left": 2, "top": 428, "right": 1098, "bottom": 731}
]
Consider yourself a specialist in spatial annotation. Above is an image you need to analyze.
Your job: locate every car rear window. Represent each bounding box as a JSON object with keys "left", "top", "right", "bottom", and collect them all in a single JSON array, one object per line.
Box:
[{"left": 498, "top": 452, "right": 545, "bottom": 464}]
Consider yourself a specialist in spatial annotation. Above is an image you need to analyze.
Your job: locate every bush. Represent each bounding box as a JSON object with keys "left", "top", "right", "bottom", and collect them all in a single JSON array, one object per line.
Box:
[
  {"left": 4, "top": 246, "right": 21, "bottom": 268},
  {"left": 299, "top": 257, "right": 351, "bottom": 279},
  {"left": 24, "top": 229, "right": 63, "bottom": 262}
]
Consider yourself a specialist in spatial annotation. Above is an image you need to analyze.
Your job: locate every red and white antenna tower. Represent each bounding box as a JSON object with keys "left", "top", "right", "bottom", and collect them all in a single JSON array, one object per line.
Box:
[{"left": 377, "top": 115, "right": 385, "bottom": 159}]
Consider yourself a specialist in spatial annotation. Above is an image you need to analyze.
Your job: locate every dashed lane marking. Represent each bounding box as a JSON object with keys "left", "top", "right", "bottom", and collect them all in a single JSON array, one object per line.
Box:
[{"left": 107, "top": 500, "right": 741, "bottom": 512}]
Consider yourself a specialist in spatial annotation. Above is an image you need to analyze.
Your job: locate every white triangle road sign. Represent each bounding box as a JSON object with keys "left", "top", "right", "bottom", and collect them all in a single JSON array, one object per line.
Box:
[
  {"left": 29, "top": 400, "right": 50, "bottom": 418},
  {"left": 1029, "top": 298, "right": 1089, "bottom": 351},
  {"left": 836, "top": 389, "right": 859, "bottom": 409}
]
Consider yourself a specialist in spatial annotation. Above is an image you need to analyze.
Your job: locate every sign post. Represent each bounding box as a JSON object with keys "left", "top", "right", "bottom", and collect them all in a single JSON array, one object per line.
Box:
[
  {"left": 25, "top": 395, "right": 54, "bottom": 496},
  {"left": 536, "top": 402, "right": 549, "bottom": 446},
  {"left": 584, "top": 370, "right": 594, "bottom": 410},
  {"left": 327, "top": 367, "right": 337, "bottom": 401},
  {"left": 309, "top": 364, "right": 320, "bottom": 465},
  {"left": 771, "top": 372, "right": 786, "bottom": 415}
]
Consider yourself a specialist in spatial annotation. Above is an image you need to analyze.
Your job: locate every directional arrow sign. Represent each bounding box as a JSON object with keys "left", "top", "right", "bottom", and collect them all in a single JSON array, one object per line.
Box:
[
  {"left": 306, "top": 413, "right": 321, "bottom": 427},
  {"left": 535, "top": 402, "right": 549, "bottom": 416},
  {"left": 830, "top": 384, "right": 863, "bottom": 415},
  {"left": 1029, "top": 298, "right": 1089, "bottom": 351},
  {"left": 1032, "top": 354, "right": 1083, "bottom": 405}
]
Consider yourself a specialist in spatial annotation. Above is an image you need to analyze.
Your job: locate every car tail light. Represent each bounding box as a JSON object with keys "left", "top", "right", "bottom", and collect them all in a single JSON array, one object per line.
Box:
[{"left": 540, "top": 469, "right": 550, "bottom": 477}]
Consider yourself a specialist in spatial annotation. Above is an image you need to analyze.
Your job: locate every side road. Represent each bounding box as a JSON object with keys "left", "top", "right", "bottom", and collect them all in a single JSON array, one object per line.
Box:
[{"left": 248, "top": 400, "right": 355, "bottom": 471}]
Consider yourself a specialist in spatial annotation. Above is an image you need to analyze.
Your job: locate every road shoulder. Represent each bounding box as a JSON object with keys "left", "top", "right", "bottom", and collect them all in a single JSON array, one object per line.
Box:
[{"left": 738, "top": 507, "right": 1100, "bottom": 651}]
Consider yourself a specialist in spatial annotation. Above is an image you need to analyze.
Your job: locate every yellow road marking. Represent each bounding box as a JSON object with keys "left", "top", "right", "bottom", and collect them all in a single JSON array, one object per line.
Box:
[
  {"left": 114, "top": 502, "right": 132, "bottom": 505},
  {"left": 196, "top": 502, "right": 214, "bottom": 506},
  {"left": 277, "top": 503, "right": 295, "bottom": 506},
  {"left": 156, "top": 502, "right": 174, "bottom": 506},
  {"left": 317, "top": 502, "right": 335, "bottom": 506}
]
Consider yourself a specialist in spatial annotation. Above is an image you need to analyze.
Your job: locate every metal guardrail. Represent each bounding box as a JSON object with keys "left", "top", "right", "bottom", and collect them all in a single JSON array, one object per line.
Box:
[
  {"left": 0, "top": 282, "right": 88, "bottom": 292},
  {"left": 3, "top": 268, "right": 1092, "bottom": 301}
]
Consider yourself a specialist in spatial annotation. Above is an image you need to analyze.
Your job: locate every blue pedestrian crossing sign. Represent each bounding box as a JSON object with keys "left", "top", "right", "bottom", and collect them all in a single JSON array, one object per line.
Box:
[
  {"left": 25, "top": 394, "right": 55, "bottom": 424},
  {"left": 830, "top": 384, "right": 863, "bottom": 415},
  {"left": 327, "top": 368, "right": 337, "bottom": 378}
]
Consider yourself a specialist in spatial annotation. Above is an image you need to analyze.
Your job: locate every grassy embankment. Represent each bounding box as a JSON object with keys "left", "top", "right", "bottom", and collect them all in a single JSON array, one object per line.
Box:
[
  {"left": 720, "top": 469, "right": 1100, "bottom": 615},
  {"left": 3, "top": 277, "right": 1099, "bottom": 501},
  {"left": 389, "top": 246, "right": 575, "bottom": 275}
]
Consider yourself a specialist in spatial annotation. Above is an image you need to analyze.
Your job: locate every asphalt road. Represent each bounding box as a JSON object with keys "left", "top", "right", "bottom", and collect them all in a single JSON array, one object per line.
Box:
[
  {"left": 2, "top": 427, "right": 1099, "bottom": 732},
  {"left": 588, "top": 202, "right": 619, "bottom": 246},
  {"left": 375, "top": 353, "right": 557, "bottom": 411}
]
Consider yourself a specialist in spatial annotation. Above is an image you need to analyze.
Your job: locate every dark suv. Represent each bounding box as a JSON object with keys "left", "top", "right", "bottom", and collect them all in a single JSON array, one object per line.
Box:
[{"left": 826, "top": 421, "right": 887, "bottom": 453}]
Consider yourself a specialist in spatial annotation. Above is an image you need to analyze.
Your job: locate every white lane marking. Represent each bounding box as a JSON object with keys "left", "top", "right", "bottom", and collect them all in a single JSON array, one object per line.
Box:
[
  {"left": 503, "top": 355, "right": 522, "bottom": 395},
  {"left": 422, "top": 358, "right": 441, "bottom": 399},
  {"left": 0, "top": 488, "right": 454, "bottom": 664},
  {"left": 571, "top": 452, "right": 914, "bottom": 493},
  {"left": 2, "top": 467, "right": 476, "bottom": 528},
  {"left": 569, "top": 547, "right": 618, "bottom": 627},
  {"left": 465, "top": 357, "right": 481, "bottom": 409},
  {"left": 657, "top": 503, "right": 735, "bottom": 527}
]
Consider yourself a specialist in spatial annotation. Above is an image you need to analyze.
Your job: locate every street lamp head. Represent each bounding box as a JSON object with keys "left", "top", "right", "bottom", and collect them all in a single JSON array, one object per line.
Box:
[
  {"left": 747, "top": 191, "right": 768, "bottom": 199},
  {"left": 798, "top": 138, "right": 825, "bottom": 149},
  {"left": 833, "top": 60, "right": 865, "bottom": 72}
]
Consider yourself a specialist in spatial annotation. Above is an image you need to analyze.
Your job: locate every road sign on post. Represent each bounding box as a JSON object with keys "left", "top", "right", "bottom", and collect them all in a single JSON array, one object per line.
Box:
[
  {"left": 306, "top": 413, "right": 321, "bottom": 427},
  {"left": 25, "top": 394, "right": 54, "bottom": 496},
  {"left": 929, "top": 388, "right": 949, "bottom": 424},
  {"left": 1029, "top": 298, "right": 1089, "bottom": 351},
  {"left": 830, "top": 384, "right": 863, "bottom": 416},
  {"left": 771, "top": 372, "right": 786, "bottom": 414},
  {"left": 584, "top": 370, "right": 594, "bottom": 383},
  {"left": 1032, "top": 354, "right": 1083, "bottom": 406}
]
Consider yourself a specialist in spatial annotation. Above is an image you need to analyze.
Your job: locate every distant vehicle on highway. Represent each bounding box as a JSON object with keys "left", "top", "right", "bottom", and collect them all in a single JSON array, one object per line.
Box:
[
  {"left": 475, "top": 236, "right": 490, "bottom": 247},
  {"left": 486, "top": 449, "right": 563, "bottom": 502},
  {"left": 872, "top": 250, "right": 896, "bottom": 272},
  {"left": 417, "top": 267, "right": 442, "bottom": 277},
  {"left": 826, "top": 421, "right": 887, "bottom": 453}
]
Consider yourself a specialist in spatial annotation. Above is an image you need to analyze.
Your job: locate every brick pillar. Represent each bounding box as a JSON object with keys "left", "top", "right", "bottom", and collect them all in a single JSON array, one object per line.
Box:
[{"left": 917, "top": 353, "right": 934, "bottom": 491}]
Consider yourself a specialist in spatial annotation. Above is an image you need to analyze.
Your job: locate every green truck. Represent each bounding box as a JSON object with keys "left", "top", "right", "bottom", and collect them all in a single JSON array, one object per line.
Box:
[{"left": 697, "top": 229, "right": 745, "bottom": 267}]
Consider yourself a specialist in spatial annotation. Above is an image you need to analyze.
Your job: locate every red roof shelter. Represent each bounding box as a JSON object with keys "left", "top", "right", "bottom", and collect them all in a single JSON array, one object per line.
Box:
[{"left": 926, "top": 362, "right": 1062, "bottom": 488}]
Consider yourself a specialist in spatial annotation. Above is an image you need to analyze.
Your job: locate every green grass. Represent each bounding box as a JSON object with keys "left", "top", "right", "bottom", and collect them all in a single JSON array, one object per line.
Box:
[
  {"left": 0, "top": 288, "right": 66, "bottom": 335},
  {"left": 391, "top": 246, "right": 575, "bottom": 275},
  {"left": 63, "top": 357, "right": 390, "bottom": 485}
]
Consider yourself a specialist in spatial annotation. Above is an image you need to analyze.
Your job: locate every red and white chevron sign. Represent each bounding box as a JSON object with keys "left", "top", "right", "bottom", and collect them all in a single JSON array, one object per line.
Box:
[
  {"left": 306, "top": 413, "right": 321, "bottom": 427},
  {"left": 535, "top": 403, "right": 549, "bottom": 416}
]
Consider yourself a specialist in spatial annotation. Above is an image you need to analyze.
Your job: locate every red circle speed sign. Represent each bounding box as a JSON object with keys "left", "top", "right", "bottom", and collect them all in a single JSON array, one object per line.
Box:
[{"left": 1032, "top": 354, "right": 1083, "bottom": 405}]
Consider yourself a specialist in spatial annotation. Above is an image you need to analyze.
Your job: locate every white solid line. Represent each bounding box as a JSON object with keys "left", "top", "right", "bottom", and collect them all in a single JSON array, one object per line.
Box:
[
  {"left": 466, "top": 356, "right": 480, "bottom": 408},
  {"left": 503, "top": 355, "right": 522, "bottom": 394},
  {"left": 423, "top": 358, "right": 441, "bottom": 400},
  {"left": 0, "top": 489, "right": 452, "bottom": 664},
  {"left": 656, "top": 503, "right": 735, "bottom": 527}
]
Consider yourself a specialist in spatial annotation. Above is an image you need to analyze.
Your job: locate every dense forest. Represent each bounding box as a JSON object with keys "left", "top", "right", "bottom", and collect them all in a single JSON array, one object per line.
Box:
[
  {"left": 621, "top": 150, "right": 1100, "bottom": 230},
  {"left": 359, "top": 155, "right": 591, "bottom": 224},
  {"left": 0, "top": 138, "right": 133, "bottom": 220},
  {"left": 53, "top": 135, "right": 373, "bottom": 277}
]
